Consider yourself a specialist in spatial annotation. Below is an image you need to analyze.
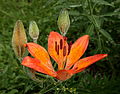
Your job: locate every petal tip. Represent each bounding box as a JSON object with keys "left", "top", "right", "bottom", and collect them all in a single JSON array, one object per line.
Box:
[
  {"left": 50, "top": 31, "right": 56, "bottom": 34},
  {"left": 103, "top": 54, "right": 108, "bottom": 57},
  {"left": 21, "top": 56, "right": 30, "bottom": 66},
  {"left": 84, "top": 35, "right": 90, "bottom": 39},
  {"left": 50, "top": 31, "right": 61, "bottom": 35}
]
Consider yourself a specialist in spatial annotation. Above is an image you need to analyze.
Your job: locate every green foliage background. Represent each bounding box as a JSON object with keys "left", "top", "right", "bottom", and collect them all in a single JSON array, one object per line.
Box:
[{"left": 0, "top": 0, "right": 120, "bottom": 94}]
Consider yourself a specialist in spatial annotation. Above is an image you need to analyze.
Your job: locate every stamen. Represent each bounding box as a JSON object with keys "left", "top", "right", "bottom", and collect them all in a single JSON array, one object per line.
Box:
[
  {"left": 24, "top": 44, "right": 27, "bottom": 47},
  {"left": 68, "top": 41, "right": 72, "bottom": 55},
  {"left": 63, "top": 37, "right": 67, "bottom": 41},
  {"left": 63, "top": 46, "right": 66, "bottom": 56},
  {"left": 60, "top": 39, "right": 63, "bottom": 49}
]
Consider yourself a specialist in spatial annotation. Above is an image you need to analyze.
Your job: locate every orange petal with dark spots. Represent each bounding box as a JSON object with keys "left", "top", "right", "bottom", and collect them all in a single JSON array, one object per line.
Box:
[
  {"left": 48, "top": 31, "right": 68, "bottom": 70},
  {"left": 22, "top": 56, "right": 57, "bottom": 77},
  {"left": 65, "top": 35, "right": 89, "bottom": 70},
  {"left": 72, "top": 54, "right": 108, "bottom": 73}
]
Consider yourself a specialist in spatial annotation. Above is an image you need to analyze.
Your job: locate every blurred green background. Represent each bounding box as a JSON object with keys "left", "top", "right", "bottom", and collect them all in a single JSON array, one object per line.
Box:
[{"left": 0, "top": 0, "right": 120, "bottom": 94}]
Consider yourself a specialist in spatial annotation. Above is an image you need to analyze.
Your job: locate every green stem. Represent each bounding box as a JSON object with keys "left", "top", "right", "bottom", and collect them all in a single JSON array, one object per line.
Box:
[
  {"left": 0, "top": 9, "right": 13, "bottom": 17},
  {"left": 35, "top": 72, "right": 53, "bottom": 79},
  {"left": 40, "top": 81, "right": 63, "bottom": 94},
  {"left": 33, "top": 38, "right": 37, "bottom": 43},
  {"left": 96, "top": 30, "right": 102, "bottom": 52}
]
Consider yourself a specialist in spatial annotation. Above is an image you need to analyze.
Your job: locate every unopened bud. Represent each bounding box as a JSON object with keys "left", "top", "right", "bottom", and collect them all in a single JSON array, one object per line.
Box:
[
  {"left": 57, "top": 9, "right": 70, "bottom": 36},
  {"left": 12, "top": 20, "right": 27, "bottom": 59},
  {"left": 29, "top": 21, "right": 39, "bottom": 41}
]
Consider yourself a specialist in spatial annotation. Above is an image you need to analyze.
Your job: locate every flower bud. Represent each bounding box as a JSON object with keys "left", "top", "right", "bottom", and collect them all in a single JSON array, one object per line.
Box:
[
  {"left": 12, "top": 20, "right": 27, "bottom": 59},
  {"left": 57, "top": 9, "right": 70, "bottom": 36},
  {"left": 29, "top": 21, "right": 39, "bottom": 41}
]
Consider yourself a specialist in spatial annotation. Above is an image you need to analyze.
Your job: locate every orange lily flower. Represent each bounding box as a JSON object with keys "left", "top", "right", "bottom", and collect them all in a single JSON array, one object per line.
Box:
[{"left": 22, "top": 31, "right": 107, "bottom": 81}]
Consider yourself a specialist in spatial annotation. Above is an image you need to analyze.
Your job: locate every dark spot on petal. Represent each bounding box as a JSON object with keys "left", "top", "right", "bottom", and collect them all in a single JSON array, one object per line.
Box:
[
  {"left": 57, "top": 45, "right": 59, "bottom": 55},
  {"left": 68, "top": 41, "right": 72, "bottom": 55},
  {"left": 60, "top": 39, "right": 63, "bottom": 49},
  {"left": 63, "top": 46, "right": 66, "bottom": 56},
  {"left": 55, "top": 41, "right": 57, "bottom": 52}
]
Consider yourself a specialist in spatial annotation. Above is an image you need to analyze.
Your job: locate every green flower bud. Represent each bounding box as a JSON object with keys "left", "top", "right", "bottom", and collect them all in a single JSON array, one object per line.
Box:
[
  {"left": 29, "top": 21, "right": 39, "bottom": 41},
  {"left": 57, "top": 9, "right": 70, "bottom": 36},
  {"left": 12, "top": 20, "right": 27, "bottom": 59}
]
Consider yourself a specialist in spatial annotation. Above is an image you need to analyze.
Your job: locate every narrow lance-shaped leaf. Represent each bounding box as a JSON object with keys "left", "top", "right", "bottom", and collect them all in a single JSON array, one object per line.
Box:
[
  {"left": 85, "top": 24, "right": 94, "bottom": 36},
  {"left": 12, "top": 20, "right": 27, "bottom": 59},
  {"left": 99, "top": 29, "right": 115, "bottom": 43}
]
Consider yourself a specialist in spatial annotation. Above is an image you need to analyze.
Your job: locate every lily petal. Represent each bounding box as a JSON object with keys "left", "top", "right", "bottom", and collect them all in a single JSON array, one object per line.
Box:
[
  {"left": 25, "top": 43, "right": 54, "bottom": 70},
  {"left": 72, "top": 54, "right": 108, "bottom": 73},
  {"left": 65, "top": 35, "right": 89, "bottom": 70},
  {"left": 48, "top": 31, "right": 68, "bottom": 70},
  {"left": 22, "top": 56, "right": 57, "bottom": 77}
]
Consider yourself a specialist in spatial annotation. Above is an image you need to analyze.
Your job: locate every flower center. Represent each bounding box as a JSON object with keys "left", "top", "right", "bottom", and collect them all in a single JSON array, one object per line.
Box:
[{"left": 56, "top": 70, "right": 73, "bottom": 81}]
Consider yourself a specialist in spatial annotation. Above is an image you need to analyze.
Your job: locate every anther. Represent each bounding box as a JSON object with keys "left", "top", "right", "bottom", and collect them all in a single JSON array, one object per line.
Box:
[
  {"left": 24, "top": 44, "right": 27, "bottom": 47},
  {"left": 63, "top": 37, "right": 67, "bottom": 41}
]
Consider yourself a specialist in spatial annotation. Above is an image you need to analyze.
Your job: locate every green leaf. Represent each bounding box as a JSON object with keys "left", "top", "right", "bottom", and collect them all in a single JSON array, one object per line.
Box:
[
  {"left": 69, "top": 10, "right": 80, "bottom": 16},
  {"left": 87, "top": 15, "right": 101, "bottom": 29},
  {"left": 99, "top": 29, "right": 115, "bottom": 43},
  {"left": 85, "top": 24, "right": 94, "bottom": 36},
  {"left": 100, "top": 12, "right": 120, "bottom": 17},
  {"left": 93, "top": 0, "right": 114, "bottom": 7},
  {"left": 69, "top": 4, "right": 82, "bottom": 8},
  {"left": 6, "top": 89, "right": 18, "bottom": 94}
]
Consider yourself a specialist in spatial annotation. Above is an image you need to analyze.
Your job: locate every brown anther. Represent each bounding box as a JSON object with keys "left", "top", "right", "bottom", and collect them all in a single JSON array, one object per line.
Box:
[
  {"left": 63, "top": 37, "right": 67, "bottom": 41},
  {"left": 69, "top": 41, "right": 72, "bottom": 45},
  {"left": 24, "top": 44, "right": 27, "bottom": 47}
]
